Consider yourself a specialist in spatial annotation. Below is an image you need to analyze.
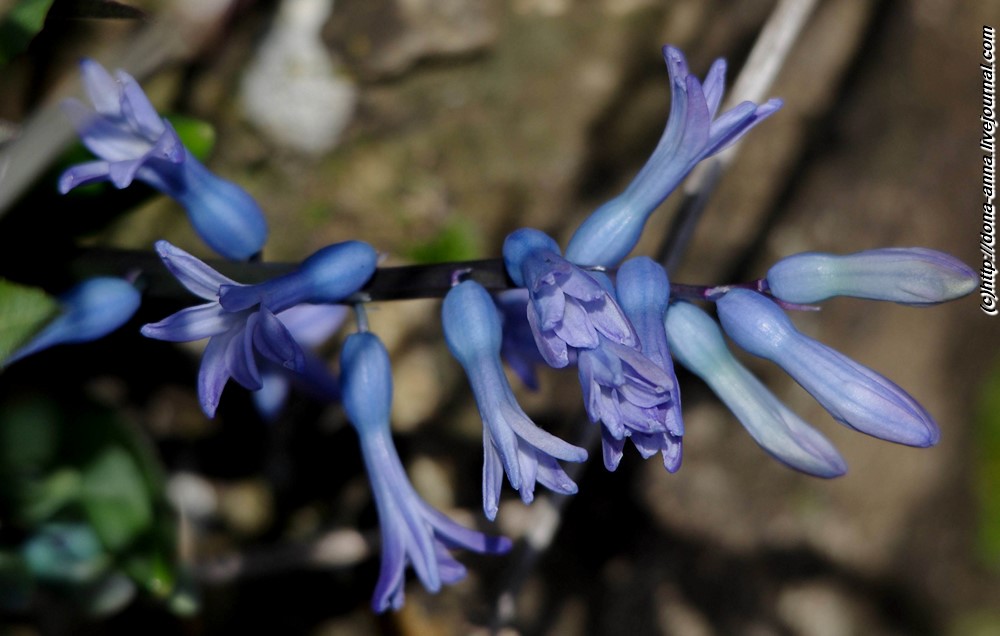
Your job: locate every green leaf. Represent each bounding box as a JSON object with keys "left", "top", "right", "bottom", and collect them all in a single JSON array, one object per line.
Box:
[
  {"left": 0, "top": 277, "right": 59, "bottom": 367},
  {"left": 80, "top": 446, "right": 153, "bottom": 552},
  {"left": 0, "top": 0, "right": 55, "bottom": 65}
]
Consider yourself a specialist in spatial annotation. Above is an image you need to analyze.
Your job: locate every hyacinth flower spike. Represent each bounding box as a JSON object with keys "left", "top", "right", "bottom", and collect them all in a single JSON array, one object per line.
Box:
[
  {"left": 503, "top": 228, "right": 636, "bottom": 369},
  {"left": 5, "top": 277, "right": 141, "bottom": 366},
  {"left": 141, "top": 239, "right": 376, "bottom": 417},
  {"left": 565, "top": 46, "right": 782, "bottom": 268},
  {"left": 765, "top": 248, "right": 979, "bottom": 306},
  {"left": 716, "top": 290, "right": 939, "bottom": 447},
  {"left": 340, "top": 331, "right": 512, "bottom": 612},
  {"left": 442, "top": 281, "right": 588, "bottom": 520},
  {"left": 578, "top": 257, "right": 683, "bottom": 471},
  {"left": 59, "top": 59, "right": 268, "bottom": 260},
  {"left": 665, "top": 301, "right": 847, "bottom": 477}
]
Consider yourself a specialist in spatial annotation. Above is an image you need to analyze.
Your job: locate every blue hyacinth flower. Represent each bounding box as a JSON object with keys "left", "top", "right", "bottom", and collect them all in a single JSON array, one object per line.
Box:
[
  {"left": 339, "top": 331, "right": 511, "bottom": 612},
  {"left": 503, "top": 228, "right": 636, "bottom": 369},
  {"left": 716, "top": 290, "right": 939, "bottom": 447},
  {"left": 765, "top": 248, "right": 979, "bottom": 306},
  {"left": 584, "top": 257, "right": 683, "bottom": 471},
  {"left": 141, "top": 239, "right": 375, "bottom": 417},
  {"left": 59, "top": 59, "right": 268, "bottom": 260},
  {"left": 664, "top": 301, "right": 847, "bottom": 477},
  {"left": 5, "top": 277, "right": 140, "bottom": 366},
  {"left": 442, "top": 281, "right": 588, "bottom": 520},
  {"left": 565, "top": 46, "right": 782, "bottom": 268}
]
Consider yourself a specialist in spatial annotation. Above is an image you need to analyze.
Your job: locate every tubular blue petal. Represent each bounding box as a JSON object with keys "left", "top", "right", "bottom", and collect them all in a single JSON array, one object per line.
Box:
[
  {"left": 116, "top": 70, "right": 166, "bottom": 138},
  {"left": 140, "top": 302, "right": 232, "bottom": 342},
  {"left": 80, "top": 59, "right": 121, "bottom": 116},
  {"left": 252, "top": 307, "right": 305, "bottom": 372},
  {"left": 58, "top": 160, "right": 111, "bottom": 193},
  {"left": 197, "top": 330, "right": 235, "bottom": 418},
  {"left": 154, "top": 240, "right": 236, "bottom": 300},
  {"left": 716, "top": 290, "right": 939, "bottom": 447}
]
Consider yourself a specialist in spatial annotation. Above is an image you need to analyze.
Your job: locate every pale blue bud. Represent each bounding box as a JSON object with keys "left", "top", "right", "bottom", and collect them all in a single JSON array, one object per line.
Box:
[{"left": 716, "top": 290, "right": 939, "bottom": 447}]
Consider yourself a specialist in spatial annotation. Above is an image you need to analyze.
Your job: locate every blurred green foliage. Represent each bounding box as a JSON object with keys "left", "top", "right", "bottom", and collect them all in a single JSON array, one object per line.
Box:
[{"left": 0, "top": 392, "right": 187, "bottom": 616}]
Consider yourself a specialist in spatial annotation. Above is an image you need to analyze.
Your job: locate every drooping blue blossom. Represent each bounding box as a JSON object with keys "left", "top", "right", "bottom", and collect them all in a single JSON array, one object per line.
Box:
[
  {"left": 765, "top": 248, "right": 979, "bottom": 306},
  {"left": 578, "top": 257, "right": 683, "bottom": 471},
  {"left": 6, "top": 277, "right": 140, "bottom": 366},
  {"left": 442, "top": 281, "right": 587, "bottom": 520},
  {"left": 59, "top": 59, "right": 268, "bottom": 260},
  {"left": 502, "top": 228, "right": 635, "bottom": 369},
  {"left": 339, "top": 331, "right": 511, "bottom": 612},
  {"left": 565, "top": 46, "right": 782, "bottom": 268},
  {"left": 141, "top": 239, "right": 376, "bottom": 417},
  {"left": 664, "top": 300, "right": 847, "bottom": 477},
  {"left": 716, "top": 289, "right": 939, "bottom": 447}
]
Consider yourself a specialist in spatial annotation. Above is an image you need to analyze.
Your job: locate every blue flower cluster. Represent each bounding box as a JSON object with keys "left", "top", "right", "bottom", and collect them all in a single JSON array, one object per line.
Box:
[{"left": 24, "top": 48, "right": 977, "bottom": 613}]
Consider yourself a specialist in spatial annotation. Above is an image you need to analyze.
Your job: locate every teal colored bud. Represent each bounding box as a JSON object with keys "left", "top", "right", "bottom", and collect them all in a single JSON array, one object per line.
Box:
[
  {"left": 664, "top": 301, "right": 846, "bottom": 478},
  {"left": 766, "top": 248, "right": 978, "bottom": 306},
  {"left": 716, "top": 290, "right": 939, "bottom": 447}
]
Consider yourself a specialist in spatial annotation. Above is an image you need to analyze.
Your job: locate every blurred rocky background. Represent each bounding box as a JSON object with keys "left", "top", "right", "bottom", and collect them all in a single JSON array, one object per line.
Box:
[{"left": 0, "top": 0, "right": 998, "bottom": 634}]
